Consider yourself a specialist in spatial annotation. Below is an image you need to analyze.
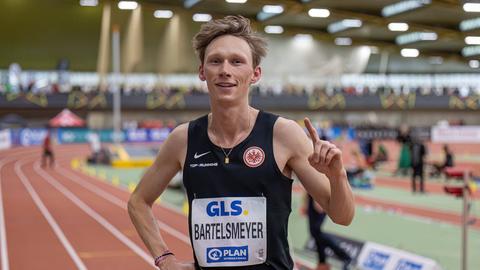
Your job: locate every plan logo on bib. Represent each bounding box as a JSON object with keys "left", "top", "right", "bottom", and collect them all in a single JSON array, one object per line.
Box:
[
  {"left": 243, "top": 146, "right": 265, "bottom": 168},
  {"left": 206, "top": 246, "right": 248, "bottom": 263}
]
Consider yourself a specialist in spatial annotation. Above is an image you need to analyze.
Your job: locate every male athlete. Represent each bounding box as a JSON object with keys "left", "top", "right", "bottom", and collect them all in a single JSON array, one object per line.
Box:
[{"left": 128, "top": 15, "right": 354, "bottom": 269}]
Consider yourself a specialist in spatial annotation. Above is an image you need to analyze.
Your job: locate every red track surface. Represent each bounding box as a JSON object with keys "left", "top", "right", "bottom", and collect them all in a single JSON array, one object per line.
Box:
[
  {"left": 0, "top": 145, "right": 477, "bottom": 270},
  {"left": 0, "top": 145, "right": 193, "bottom": 270}
]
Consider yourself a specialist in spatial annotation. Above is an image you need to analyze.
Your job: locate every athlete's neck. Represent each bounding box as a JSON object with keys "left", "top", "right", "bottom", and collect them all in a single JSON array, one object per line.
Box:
[{"left": 209, "top": 105, "right": 257, "bottom": 148}]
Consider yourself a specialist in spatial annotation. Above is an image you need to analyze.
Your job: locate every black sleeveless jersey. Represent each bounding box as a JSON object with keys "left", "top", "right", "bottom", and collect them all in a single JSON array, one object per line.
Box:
[{"left": 183, "top": 110, "right": 294, "bottom": 269}]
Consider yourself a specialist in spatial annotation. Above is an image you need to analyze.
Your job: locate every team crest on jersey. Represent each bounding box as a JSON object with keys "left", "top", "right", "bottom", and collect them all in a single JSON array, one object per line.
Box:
[{"left": 243, "top": 146, "right": 265, "bottom": 168}]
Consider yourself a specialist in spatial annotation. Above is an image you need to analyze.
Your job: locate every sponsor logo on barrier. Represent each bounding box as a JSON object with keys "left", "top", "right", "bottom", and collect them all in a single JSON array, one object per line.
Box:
[
  {"left": 61, "top": 131, "right": 76, "bottom": 142},
  {"left": 127, "top": 129, "right": 148, "bottom": 142},
  {"left": 431, "top": 126, "right": 480, "bottom": 143},
  {"left": 0, "top": 129, "right": 11, "bottom": 150},
  {"left": 357, "top": 242, "right": 440, "bottom": 270},
  {"left": 308, "top": 93, "right": 346, "bottom": 109},
  {"left": 363, "top": 250, "right": 390, "bottom": 270},
  {"left": 206, "top": 200, "right": 246, "bottom": 217},
  {"left": 395, "top": 259, "right": 423, "bottom": 270},
  {"left": 20, "top": 129, "right": 47, "bottom": 146},
  {"left": 149, "top": 128, "right": 170, "bottom": 141},
  {"left": 380, "top": 94, "right": 416, "bottom": 109},
  {"left": 206, "top": 246, "right": 248, "bottom": 263}
]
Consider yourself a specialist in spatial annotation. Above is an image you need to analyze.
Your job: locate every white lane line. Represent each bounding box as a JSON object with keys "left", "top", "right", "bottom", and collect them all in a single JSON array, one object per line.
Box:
[
  {"left": 0, "top": 163, "right": 9, "bottom": 270},
  {"left": 0, "top": 178, "right": 7, "bottom": 270},
  {"left": 0, "top": 147, "right": 56, "bottom": 270},
  {"left": 14, "top": 159, "right": 87, "bottom": 270},
  {"left": 33, "top": 162, "right": 155, "bottom": 268},
  {"left": 54, "top": 164, "right": 191, "bottom": 244},
  {"left": 60, "top": 160, "right": 186, "bottom": 217}
]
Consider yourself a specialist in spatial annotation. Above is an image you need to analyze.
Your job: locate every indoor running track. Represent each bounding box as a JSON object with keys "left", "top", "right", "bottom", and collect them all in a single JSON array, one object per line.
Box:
[{"left": 0, "top": 145, "right": 314, "bottom": 270}]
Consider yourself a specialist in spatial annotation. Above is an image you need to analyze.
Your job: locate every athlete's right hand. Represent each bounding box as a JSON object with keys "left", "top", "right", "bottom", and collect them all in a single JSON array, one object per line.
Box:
[{"left": 157, "top": 256, "right": 195, "bottom": 270}]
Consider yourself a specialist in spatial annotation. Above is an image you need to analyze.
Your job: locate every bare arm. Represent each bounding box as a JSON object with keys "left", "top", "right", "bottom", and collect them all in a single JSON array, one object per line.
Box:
[
  {"left": 275, "top": 118, "right": 355, "bottom": 225},
  {"left": 128, "top": 123, "right": 193, "bottom": 268}
]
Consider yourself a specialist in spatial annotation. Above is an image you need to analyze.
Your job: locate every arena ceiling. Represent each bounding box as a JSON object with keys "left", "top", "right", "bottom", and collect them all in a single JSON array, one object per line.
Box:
[{"left": 142, "top": 0, "right": 480, "bottom": 64}]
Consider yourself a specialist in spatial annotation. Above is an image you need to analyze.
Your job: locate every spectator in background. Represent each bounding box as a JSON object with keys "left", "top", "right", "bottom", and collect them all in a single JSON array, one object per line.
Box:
[
  {"left": 86, "top": 131, "right": 101, "bottom": 164},
  {"left": 303, "top": 194, "right": 353, "bottom": 270},
  {"left": 430, "top": 144, "right": 454, "bottom": 178},
  {"left": 395, "top": 125, "right": 411, "bottom": 176},
  {"left": 410, "top": 138, "right": 427, "bottom": 193},
  {"left": 41, "top": 129, "right": 54, "bottom": 168}
]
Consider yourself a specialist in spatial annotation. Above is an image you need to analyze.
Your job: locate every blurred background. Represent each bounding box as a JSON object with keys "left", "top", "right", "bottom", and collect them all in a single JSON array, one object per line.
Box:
[{"left": 0, "top": 0, "right": 479, "bottom": 270}]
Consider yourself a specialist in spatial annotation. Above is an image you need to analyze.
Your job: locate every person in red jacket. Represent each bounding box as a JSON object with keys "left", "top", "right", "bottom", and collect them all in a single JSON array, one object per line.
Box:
[{"left": 41, "top": 129, "right": 54, "bottom": 168}]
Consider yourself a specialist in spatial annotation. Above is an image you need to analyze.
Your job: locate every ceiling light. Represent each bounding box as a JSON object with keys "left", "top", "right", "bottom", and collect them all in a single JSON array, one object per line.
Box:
[
  {"left": 462, "top": 46, "right": 480, "bottom": 57},
  {"left": 463, "top": 3, "right": 480, "bottom": 12},
  {"left": 80, "top": 0, "right": 98, "bottom": 6},
  {"left": 154, "top": 10, "right": 173, "bottom": 19},
  {"left": 226, "top": 0, "right": 247, "bottom": 3},
  {"left": 327, "top": 19, "right": 362, "bottom": 33},
  {"left": 388, "top": 22, "right": 409, "bottom": 32},
  {"left": 401, "top": 48, "right": 419, "bottom": 57},
  {"left": 382, "top": 0, "right": 431, "bottom": 17},
  {"left": 308, "top": 8, "right": 330, "bottom": 18},
  {"left": 396, "top": 32, "right": 437, "bottom": 45},
  {"left": 118, "top": 1, "right": 138, "bottom": 10},
  {"left": 465, "top": 36, "right": 480, "bottom": 45},
  {"left": 184, "top": 0, "right": 201, "bottom": 8},
  {"left": 460, "top": 18, "right": 480, "bottom": 31},
  {"left": 264, "top": 25, "right": 283, "bottom": 34},
  {"left": 335, "top": 37, "right": 352, "bottom": 46},
  {"left": 193, "top": 13, "right": 212, "bottom": 22},
  {"left": 469, "top": 60, "right": 480, "bottom": 68},
  {"left": 262, "top": 5, "right": 284, "bottom": 14}
]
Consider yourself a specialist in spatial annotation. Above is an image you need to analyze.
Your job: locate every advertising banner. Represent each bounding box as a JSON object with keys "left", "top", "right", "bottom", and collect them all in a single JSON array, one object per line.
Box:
[
  {"left": 356, "top": 242, "right": 442, "bottom": 270},
  {"left": 0, "top": 129, "right": 11, "bottom": 150},
  {"left": 148, "top": 128, "right": 171, "bottom": 142},
  {"left": 16, "top": 128, "right": 47, "bottom": 146},
  {"left": 57, "top": 129, "right": 121, "bottom": 144},
  {"left": 431, "top": 126, "right": 480, "bottom": 143}
]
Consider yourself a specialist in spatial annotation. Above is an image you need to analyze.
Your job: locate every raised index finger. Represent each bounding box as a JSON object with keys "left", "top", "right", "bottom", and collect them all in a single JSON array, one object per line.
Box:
[{"left": 304, "top": 117, "right": 319, "bottom": 143}]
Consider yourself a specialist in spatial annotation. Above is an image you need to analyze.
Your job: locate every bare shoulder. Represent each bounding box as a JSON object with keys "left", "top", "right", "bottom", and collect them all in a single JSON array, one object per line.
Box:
[
  {"left": 165, "top": 122, "right": 189, "bottom": 146},
  {"left": 155, "top": 122, "right": 189, "bottom": 166},
  {"left": 274, "top": 117, "right": 310, "bottom": 151}
]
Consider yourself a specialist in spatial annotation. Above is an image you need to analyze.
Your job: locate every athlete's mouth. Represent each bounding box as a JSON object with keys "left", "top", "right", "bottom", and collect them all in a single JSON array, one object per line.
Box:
[{"left": 215, "top": 82, "right": 237, "bottom": 87}]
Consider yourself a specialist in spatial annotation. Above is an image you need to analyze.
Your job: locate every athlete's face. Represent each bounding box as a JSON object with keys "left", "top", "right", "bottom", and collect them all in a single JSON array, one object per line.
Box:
[{"left": 199, "top": 35, "right": 261, "bottom": 104}]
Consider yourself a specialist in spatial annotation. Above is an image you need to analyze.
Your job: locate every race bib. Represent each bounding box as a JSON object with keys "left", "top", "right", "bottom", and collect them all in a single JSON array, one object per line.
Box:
[{"left": 191, "top": 197, "right": 267, "bottom": 267}]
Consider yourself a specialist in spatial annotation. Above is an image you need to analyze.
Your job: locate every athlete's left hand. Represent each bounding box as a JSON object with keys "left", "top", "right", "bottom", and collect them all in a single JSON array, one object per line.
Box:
[{"left": 304, "top": 117, "right": 345, "bottom": 179}]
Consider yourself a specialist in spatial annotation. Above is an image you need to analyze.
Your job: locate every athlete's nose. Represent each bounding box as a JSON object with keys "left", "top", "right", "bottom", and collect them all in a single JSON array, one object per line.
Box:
[{"left": 219, "top": 61, "right": 232, "bottom": 78}]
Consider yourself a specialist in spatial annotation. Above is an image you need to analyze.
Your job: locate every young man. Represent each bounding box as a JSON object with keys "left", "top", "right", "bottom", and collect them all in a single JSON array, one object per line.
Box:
[{"left": 128, "top": 15, "right": 354, "bottom": 269}]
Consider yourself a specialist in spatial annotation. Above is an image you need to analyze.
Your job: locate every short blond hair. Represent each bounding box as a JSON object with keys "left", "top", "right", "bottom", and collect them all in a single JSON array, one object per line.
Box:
[{"left": 192, "top": 15, "right": 268, "bottom": 68}]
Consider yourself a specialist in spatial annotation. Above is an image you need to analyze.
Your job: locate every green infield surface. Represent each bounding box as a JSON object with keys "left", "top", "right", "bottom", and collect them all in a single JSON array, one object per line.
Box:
[{"left": 83, "top": 164, "right": 480, "bottom": 270}]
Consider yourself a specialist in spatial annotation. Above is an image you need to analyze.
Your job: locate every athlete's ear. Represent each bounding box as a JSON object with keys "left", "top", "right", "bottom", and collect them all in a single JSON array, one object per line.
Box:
[
  {"left": 198, "top": 64, "right": 206, "bottom": 81},
  {"left": 250, "top": 66, "right": 262, "bottom": 84}
]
